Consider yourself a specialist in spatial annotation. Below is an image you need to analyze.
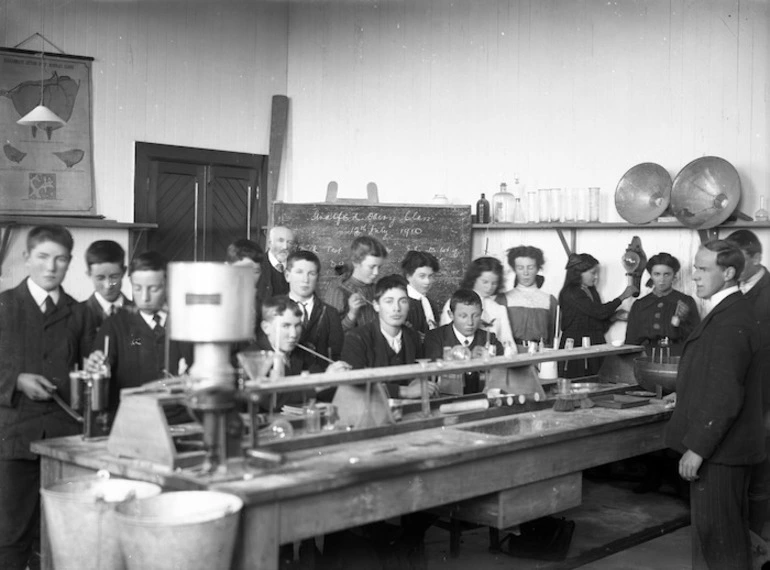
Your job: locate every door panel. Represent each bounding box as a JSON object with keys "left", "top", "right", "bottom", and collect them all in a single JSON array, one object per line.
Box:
[
  {"left": 206, "top": 166, "right": 258, "bottom": 261},
  {"left": 134, "top": 143, "right": 265, "bottom": 263},
  {"left": 150, "top": 161, "right": 202, "bottom": 262}
]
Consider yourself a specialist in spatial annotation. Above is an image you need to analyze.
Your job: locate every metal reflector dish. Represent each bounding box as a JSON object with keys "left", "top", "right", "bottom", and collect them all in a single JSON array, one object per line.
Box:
[
  {"left": 615, "top": 163, "right": 672, "bottom": 224},
  {"left": 670, "top": 156, "right": 741, "bottom": 229}
]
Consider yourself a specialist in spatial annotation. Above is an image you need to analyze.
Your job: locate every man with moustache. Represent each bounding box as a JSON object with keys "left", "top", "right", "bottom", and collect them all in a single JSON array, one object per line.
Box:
[
  {"left": 257, "top": 226, "right": 296, "bottom": 299},
  {"left": 665, "top": 239, "right": 765, "bottom": 569}
]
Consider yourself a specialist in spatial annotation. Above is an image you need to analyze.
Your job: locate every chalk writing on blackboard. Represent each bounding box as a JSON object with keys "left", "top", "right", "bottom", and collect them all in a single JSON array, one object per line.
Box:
[{"left": 274, "top": 202, "right": 472, "bottom": 304}]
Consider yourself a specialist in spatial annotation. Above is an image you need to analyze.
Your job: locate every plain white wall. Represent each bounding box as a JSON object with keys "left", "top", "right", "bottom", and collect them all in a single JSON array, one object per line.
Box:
[
  {"left": 283, "top": 0, "right": 769, "bottom": 339},
  {"left": 1, "top": 0, "right": 768, "bottom": 322}
]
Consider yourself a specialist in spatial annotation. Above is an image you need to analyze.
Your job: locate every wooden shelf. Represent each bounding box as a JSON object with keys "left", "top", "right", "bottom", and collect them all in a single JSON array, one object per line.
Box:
[
  {"left": 0, "top": 216, "right": 157, "bottom": 276},
  {"left": 0, "top": 215, "right": 157, "bottom": 230},
  {"left": 472, "top": 220, "right": 770, "bottom": 230}
]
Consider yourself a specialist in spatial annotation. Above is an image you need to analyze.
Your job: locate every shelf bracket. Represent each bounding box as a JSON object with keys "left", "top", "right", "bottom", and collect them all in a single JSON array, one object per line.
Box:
[
  {"left": 697, "top": 228, "right": 719, "bottom": 243},
  {"left": 554, "top": 228, "right": 574, "bottom": 256}
]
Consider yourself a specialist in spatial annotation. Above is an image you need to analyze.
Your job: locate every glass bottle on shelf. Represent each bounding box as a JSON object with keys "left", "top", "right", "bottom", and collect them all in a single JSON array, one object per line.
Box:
[
  {"left": 492, "top": 182, "right": 515, "bottom": 223},
  {"left": 476, "top": 193, "right": 490, "bottom": 224},
  {"left": 563, "top": 188, "right": 576, "bottom": 222},
  {"left": 576, "top": 188, "right": 589, "bottom": 222},
  {"left": 513, "top": 197, "right": 526, "bottom": 223},
  {"left": 755, "top": 195, "right": 769, "bottom": 222},
  {"left": 526, "top": 190, "right": 539, "bottom": 223},
  {"left": 550, "top": 188, "right": 562, "bottom": 222},
  {"left": 538, "top": 189, "right": 550, "bottom": 222},
  {"left": 588, "top": 187, "right": 601, "bottom": 222}
]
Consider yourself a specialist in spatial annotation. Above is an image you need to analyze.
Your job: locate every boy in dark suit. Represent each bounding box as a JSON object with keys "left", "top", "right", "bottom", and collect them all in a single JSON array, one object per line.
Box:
[
  {"left": 85, "top": 251, "right": 192, "bottom": 413},
  {"left": 249, "top": 295, "right": 349, "bottom": 408},
  {"left": 81, "top": 240, "right": 132, "bottom": 331},
  {"left": 0, "top": 225, "right": 94, "bottom": 570},
  {"left": 665, "top": 240, "right": 765, "bottom": 569},
  {"left": 424, "top": 288, "right": 503, "bottom": 394},
  {"left": 285, "top": 250, "right": 344, "bottom": 373},
  {"left": 341, "top": 274, "right": 439, "bottom": 399}
]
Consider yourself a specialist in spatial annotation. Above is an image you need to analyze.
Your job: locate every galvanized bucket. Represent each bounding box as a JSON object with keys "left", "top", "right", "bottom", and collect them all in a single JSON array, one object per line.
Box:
[
  {"left": 115, "top": 490, "right": 243, "bottom": 570},
  {"left": 41, "top": 474, "right": 162, "bottom": 570}
]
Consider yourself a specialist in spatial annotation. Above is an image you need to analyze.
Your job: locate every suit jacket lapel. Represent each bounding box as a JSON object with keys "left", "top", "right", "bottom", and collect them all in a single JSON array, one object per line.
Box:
[{"left": 683, "top": 292, "right": 741, "bottom": 349}]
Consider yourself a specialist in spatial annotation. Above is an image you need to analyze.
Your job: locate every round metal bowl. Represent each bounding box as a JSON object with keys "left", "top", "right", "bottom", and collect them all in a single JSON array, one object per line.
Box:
[
  {"left": 633, "top": 356, "right": 680, "bottom": 393},
  {"left": 670, "top": 156, "right": 741, "bottom": 229}
]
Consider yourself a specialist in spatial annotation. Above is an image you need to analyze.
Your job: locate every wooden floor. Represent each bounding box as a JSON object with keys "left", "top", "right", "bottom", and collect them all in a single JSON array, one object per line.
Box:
[{"left": 422, "top": 476, "right": 691, "bottom": 570}]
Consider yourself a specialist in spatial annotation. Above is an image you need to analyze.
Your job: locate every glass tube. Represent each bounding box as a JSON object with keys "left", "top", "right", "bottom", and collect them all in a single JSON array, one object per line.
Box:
[
  {"left": 538, "top": 189, "right": 550, "bottom": 222},
  {"left": 588, "top": 187, "right": 600, "bottom": 222},
  {"left": 576, "top": 188, "right": 589, "bottom": 222},
  {"left": 550, "top": 188, "right": 562, "bottom": 223},
  {"left": 526, "top": 190, "right": 539, "bottom": 223}
]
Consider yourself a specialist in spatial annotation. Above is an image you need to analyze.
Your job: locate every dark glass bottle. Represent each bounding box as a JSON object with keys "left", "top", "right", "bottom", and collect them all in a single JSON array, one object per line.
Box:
[{"left": 476, "top": 193, "right": 490, "bottom": 224}]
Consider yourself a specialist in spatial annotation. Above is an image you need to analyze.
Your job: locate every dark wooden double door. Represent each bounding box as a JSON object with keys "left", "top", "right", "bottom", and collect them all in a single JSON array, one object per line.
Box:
[{"left": 134, "top": 143, "right": 266, "bottom": 262}]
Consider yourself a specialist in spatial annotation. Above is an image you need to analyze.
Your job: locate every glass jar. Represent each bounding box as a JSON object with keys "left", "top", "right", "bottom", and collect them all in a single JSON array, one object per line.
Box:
[
  {"left": 562, "top": 188, "right": 576, "bottom": 222},
  {"left": 755, "top": 195, "right": 769, "bottom": 222},
  {"left": 526, "top": 190, "right": 539, "bottom": 223},
  {"left": 588, "top": 187, "right": 600, "bottom": 222},
  {"left": 538, "top": 189, "right": 550, "bottom": 222},
  {"left": 492, "top": 182, "right": 515, "bottom": 223},
  {"left": 576, "top": 188, "right": 589, "bottom": 222},
  {"left": 550, "top": 188, "right": 562, "bottom": 222}
]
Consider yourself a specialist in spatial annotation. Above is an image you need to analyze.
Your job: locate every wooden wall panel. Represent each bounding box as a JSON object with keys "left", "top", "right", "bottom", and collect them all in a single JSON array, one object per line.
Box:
[{"left": 0, "top": 0, "right": 287, "bottom": 294}]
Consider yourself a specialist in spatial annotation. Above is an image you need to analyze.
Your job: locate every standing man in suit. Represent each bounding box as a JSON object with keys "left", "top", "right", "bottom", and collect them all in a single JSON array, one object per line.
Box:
[
  {"left": 726, "top": 229, "right": 770, "bottom": 538},
  {"left": 85, "top": 251, "right": 192, "bottom": 413},
  {"left": 81, "top": 240, "right": 132, "bottom": 332},
  {"left": 0, "top": 225, "right": 94, "bottom": 570},
  {"left": 257, "top": 226, "right": 295, "bottom": 299},
  {"left": 665, "top": 240, "right": 765, "bottom": 569}
]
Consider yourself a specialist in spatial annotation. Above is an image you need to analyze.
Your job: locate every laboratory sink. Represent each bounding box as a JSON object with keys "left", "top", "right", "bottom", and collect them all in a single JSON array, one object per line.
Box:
[{"left": 455, "top": 414, "right": 567, "bottom": 438}]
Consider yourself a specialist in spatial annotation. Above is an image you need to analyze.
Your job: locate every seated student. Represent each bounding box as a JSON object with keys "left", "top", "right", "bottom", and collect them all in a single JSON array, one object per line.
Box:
[
  {"left": 0, "top": 225, "right": 94, "bottom": 570},
  {"left": 324, "top": 235, "right": 388, "bottom": 331},
  {"left": 225, "top": 238, "right": 264, "bottom": 337},
  {"left": 424, "top": 289, "right": 503, "bottom": 394},
  {"left": 82, "top": 240, "right": 132, "bottom": 331},
  {"left": 248, "top": 295, "right": 349, "bottom": 408},
  {"left": 401, "top": 250, "right": 441, "bottom": 338},
  {"left": 85, "top": 251, "right": 192, "bottom": 413},
  {"left": 439, "top": 256, "right": 515, "bottom": 347},
  {"left": 340, "top": 274, "right": 439, "bottom": 399},
  {"left": 285, "top": 250, "right": 344, "bottom": 373}
]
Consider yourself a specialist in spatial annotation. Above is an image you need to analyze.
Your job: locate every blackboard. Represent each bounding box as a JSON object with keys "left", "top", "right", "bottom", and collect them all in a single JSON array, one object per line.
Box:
[{"left": 273, "top": 202, "right": 472, "bottom": 304}]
